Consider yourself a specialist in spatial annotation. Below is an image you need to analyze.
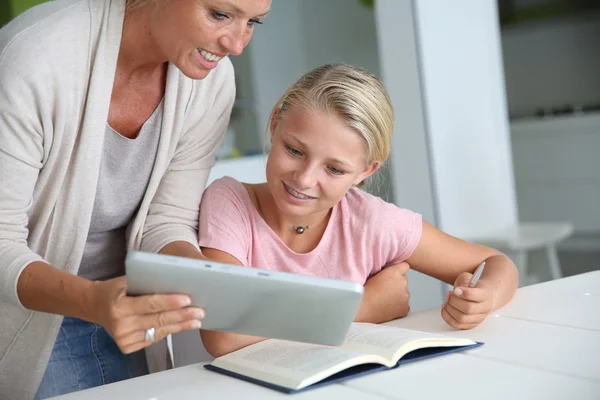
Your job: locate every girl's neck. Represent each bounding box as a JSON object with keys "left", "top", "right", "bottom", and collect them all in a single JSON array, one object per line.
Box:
[{"left": 252, "top": 184, "right": 333, "bottom": 250}]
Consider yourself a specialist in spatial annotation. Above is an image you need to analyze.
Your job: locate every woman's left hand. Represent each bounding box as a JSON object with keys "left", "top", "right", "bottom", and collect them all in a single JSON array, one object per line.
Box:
[{"left": 441, "top": 272, "right": 494, "bottom": 330}]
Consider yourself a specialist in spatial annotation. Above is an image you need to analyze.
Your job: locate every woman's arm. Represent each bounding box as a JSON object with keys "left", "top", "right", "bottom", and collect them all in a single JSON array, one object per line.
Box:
[
  {"left": 16, "top": 260, "right": 204, "bottom": 354},
  {"left": 139, "top": 61, "right": 235, "bottom": 257},
  {"left": 406, "top": 221, "right": 518, "bottom": 329},
  {"left": 17, "top": 262, "right": 97, "bottom": 319},
  {"left": 199, "top": 247, "right": 267, "bottom": 358}
]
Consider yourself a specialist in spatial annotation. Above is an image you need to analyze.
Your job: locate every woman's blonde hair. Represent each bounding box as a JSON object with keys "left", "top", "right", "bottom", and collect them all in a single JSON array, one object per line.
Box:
[
  {"left": 125, "top": 0, "right": 156, "bottom": 12},
  {"left": 267, "top": 64, "right": 394, "bottom": 171}
]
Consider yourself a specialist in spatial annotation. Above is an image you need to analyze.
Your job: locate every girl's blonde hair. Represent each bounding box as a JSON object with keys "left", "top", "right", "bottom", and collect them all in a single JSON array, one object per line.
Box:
[{"left": 268, "top": 64, "right": 394, "bottom": 170}]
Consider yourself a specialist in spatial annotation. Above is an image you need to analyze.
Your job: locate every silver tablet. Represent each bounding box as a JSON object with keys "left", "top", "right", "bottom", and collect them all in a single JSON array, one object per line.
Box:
[{"left": 125, "top": 251, "right": 364, "bottom": 346}]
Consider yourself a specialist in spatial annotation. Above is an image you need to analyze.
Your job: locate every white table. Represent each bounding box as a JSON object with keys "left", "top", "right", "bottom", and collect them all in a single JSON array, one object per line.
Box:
[{"left": 52, "top": 271, "right": 600, "bottom": 400}]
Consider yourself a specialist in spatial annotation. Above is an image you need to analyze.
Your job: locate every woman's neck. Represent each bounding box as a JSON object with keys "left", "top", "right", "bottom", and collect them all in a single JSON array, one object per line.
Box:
[{"left": 119, "top": 5, "right": 167, "bottom": 77}]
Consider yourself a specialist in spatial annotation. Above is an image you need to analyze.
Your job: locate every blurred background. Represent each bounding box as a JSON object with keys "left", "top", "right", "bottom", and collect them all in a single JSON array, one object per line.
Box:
[{"left": 2, "top": 0, "right": 599, "bottom": 312}]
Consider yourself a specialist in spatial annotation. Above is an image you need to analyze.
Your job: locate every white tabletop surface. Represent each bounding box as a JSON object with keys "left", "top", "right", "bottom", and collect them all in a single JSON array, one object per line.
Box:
[
  {"left": 52, "top": 364, "right": 385, "bottom": 400},
  {"left": 52, "top": 270, "right": 600, "bottom": 400},
  {"left": 496, "top": 271, "right": 600, "bottom": 331},
  {"left": 382, "top": 306, "right": 600, "bottom": 381}
]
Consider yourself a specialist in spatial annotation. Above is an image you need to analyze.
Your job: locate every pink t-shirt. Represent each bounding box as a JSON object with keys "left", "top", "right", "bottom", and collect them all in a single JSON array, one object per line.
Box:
[{"left": 199, "top": 177, "right": 422, "bottom": 284}]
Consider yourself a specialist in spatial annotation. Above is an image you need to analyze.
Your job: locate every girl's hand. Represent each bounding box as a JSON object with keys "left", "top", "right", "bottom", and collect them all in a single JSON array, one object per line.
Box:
[
  {"left": 89, "top": 276, "right": 205, "bottom": 354},
  {"left": 356, "top": 262, "right": 410, "bottom": 323},
  {"left": 441, "top": 272, "right": 494, "bottom": 330}
]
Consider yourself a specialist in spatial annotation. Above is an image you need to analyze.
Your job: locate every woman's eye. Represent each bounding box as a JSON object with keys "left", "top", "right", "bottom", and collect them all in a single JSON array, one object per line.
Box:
[
  {"left": 327, "top": 166, "right": 345, "bottom": 176},
  {"left": 247, "top": 18, "right": 263, "bottom": 27},
  {"left": 285, "top": 145, "right": 302, "bottom": 156},
  {"left": 212, "top": 11, "right": 228, "bottom": 21}
]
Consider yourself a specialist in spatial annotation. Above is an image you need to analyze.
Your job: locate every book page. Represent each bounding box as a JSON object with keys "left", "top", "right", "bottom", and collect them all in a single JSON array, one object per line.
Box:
[
  {"left": 239, "top": 341, "right": 356, "bottom": 372},
  {"left": 341, "top": 323, "right": 440, "bottom": 362},
  {"left": 211, "top": 339, "right": 380, "bottom": 389}
]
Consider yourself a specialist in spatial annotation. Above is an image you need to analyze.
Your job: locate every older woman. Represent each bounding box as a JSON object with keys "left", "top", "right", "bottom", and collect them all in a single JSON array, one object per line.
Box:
[
  {"left": 0, "top": 0, "right": 415, "bottom": 398},
  {"left": 0, "top": 0, "right": 270, "bottom": 398}
]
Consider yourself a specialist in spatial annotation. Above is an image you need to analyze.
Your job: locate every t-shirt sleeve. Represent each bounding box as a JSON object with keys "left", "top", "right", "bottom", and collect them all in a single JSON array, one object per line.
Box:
[
  {"left": 383, "top": 206, "right": 423, "bottom": 267},
  {"left": 198, "top": 177, "right": 251, "bottom": 265},
  {"left": 365, "top": 197, "right": 422, "bottom": 273}
]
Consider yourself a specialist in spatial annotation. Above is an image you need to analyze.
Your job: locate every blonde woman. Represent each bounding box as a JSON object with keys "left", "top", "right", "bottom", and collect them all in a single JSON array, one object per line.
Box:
[
  {"left": 198, "top": 64, "right": 519, "bottom": 358},
  {"left": 0, "top": 0, "right": 270, "bottom": 398}
]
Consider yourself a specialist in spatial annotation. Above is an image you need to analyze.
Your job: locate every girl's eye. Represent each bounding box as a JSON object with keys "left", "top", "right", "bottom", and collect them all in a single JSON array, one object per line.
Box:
[
  {"left": 327, "top": 166, "right": 345, "bottom": 176},
  {"left": 248, "top": 18, "right": 263, "bottom": 27},
  {"left": 212, "top": 11, "right": 228, "bottom": 21},
  {"left": 285, "top": 145, "right": 302, "bottom": 156}
]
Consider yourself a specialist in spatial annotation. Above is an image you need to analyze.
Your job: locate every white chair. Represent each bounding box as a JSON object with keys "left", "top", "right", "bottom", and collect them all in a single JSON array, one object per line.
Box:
[{"left": 469, "top": 222, "right": 574, "bottom": 286}]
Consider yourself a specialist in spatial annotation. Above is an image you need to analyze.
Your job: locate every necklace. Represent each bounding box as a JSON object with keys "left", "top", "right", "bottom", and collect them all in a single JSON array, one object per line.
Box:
[{"left": 292, "top": 225, "right": 310, "bottom": 234}]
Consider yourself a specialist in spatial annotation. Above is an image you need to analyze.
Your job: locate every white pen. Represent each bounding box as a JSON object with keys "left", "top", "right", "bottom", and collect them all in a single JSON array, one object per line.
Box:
[{"left": 469, "top": 261, "right": 486, "bottom": 288}]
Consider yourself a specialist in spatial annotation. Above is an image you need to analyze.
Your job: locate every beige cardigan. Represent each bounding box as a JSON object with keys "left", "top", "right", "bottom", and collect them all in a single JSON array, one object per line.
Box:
[{"left": 0, "top": 0, "right": 235, "bottom": 398}]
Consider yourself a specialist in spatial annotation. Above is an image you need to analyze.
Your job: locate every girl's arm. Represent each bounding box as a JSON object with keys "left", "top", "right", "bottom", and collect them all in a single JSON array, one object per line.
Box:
[
  {"left": 200, "top": 249, "right": 412, "bottom": 357},
  {"left": 355, "top": 262, "right": 410, "bottom": 323},
  {"left": 406, "top": 221, "right": 519, "bottom": 329},
  {"left": 199, "top": 247, "right": 267, "bottom": 358}
]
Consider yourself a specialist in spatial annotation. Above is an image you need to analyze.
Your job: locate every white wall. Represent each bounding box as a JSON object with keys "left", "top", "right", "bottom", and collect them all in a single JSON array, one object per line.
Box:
[
  {"left": 374, "top": 0, "right": 437, "bottom": 223},
  {"left": 502, "top": 12, "right": 600, "bottom": 115},
  {"left": 499, "top": 7, "right": 600, "bottom": 249},
  {"left": 414, "top": 0, "right": 518, "bottom": 240},
  {"left": 244, "top": 0, "right": 308, "bottom": 146},
  {"left": 375, "top": 0, "right": 519, "bottom": 303},
  {"left": 243, "top": 0, "right": 383, "bottom": 148},
  {"left": 378, "top": 0, "right": 519, "bottom": 240},
  {"left": 300, "top": 0, "right": 380, "bottom": 76},
  {"left": 228, "top": 51, "right": 260, "bottom": 155},
  {"left": 374, "top": 0, "right": 444, "bottom": 312},
  {"left": 511, "top": 114, "right": 600, "bottom": 238}
]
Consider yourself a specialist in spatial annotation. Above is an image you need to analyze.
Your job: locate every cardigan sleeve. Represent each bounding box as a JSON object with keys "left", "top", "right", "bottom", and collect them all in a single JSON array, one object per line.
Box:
[
  {"left": 0, "top": 34, "right": 51, "bottom": 308},
  {"left": 139, "top": 59, "right": 236, "bottom": 253}
]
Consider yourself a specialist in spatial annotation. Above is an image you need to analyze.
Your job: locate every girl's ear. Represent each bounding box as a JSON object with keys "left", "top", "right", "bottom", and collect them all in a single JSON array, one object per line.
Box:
[{"left": 354, "top": 162, "right": 381, "bottom": 186}]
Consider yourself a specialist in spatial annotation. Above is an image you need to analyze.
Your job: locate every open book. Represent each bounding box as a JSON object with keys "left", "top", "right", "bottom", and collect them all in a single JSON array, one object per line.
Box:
[{"left": 205, "top": 322, "right": 482, "bottom": 393}]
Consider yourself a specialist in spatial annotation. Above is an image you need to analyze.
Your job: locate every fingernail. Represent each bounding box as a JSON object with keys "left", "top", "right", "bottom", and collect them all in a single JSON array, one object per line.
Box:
[
  {"left": 454, "top": 288, "right": 463, "bottom": 296},
  {"left": 192, "top": 320, "right": 202, "bottom": 329},
  {"left": 194, "top": 309, "right": 205, "bottom": 319},
  {"left": 181, "top": 297, "right": 192, "bottom": 307}
]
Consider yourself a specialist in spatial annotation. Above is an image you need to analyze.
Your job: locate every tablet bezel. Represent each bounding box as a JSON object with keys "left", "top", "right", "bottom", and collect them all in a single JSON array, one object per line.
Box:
[{"left": 125, "top": 251, "right": 364, "bottom": 346}]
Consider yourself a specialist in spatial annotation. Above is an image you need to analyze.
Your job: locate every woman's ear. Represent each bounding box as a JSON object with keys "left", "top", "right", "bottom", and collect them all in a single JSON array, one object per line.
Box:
[{"left": 354, "top": 162, "right": 381, "bottom": 186}]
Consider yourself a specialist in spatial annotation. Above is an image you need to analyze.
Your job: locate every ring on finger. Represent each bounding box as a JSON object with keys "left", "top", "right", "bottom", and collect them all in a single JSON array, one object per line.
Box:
[{"left": 144, "top": 327, "right": 155, "bottom": 342}]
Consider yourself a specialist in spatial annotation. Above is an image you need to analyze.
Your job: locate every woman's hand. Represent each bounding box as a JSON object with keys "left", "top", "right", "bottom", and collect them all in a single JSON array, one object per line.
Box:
[
  {"left": 355, "top": 262, "right": 411, "bottom": 323},
  {"left": 88, "top": 276, "right": 205, "bottom": 354},
  {"left": 441, "top": 272, "right": 494, "bottom": 330}
]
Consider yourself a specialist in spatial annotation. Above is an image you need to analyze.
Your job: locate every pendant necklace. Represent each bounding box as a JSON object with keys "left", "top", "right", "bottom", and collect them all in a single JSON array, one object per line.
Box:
[{"left": 292, "top": 225, "right": 310, "bottom": 234}]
